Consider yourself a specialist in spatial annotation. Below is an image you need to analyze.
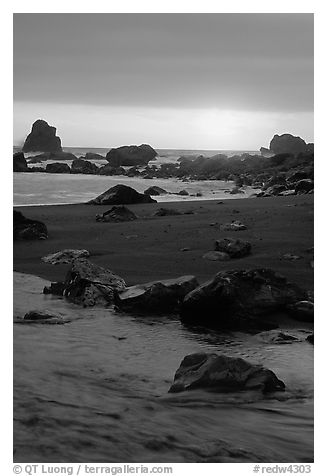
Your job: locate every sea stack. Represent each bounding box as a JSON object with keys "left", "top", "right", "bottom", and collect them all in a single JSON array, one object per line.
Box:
[{"left": 22, "top": 119, "right": 62, "bottom": 153}]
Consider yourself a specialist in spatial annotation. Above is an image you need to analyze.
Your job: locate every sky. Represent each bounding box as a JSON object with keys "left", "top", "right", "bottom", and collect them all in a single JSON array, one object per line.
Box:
[{"left": 13, "top": 13, "right": 314, "bottom": 150}]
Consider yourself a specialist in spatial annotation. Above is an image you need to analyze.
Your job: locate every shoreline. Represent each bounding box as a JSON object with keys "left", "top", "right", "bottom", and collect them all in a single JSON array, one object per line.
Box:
[{"left": 14, "top": 195, "right": 314, "bottom": 291}]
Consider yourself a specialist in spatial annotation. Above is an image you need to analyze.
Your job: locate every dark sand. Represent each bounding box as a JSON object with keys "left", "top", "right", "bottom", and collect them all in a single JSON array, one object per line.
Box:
[{"left": 14, "top": 195, "right": 313, "bottom": 290}]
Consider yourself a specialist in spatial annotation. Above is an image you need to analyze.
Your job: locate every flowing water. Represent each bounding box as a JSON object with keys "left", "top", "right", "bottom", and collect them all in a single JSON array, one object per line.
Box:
[{"left": 14, "top": 273, "right": 314, "bottom": 463}]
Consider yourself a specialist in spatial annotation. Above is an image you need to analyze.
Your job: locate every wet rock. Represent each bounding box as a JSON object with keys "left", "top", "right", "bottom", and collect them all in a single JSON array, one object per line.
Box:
[
  {"left": 215, "top": 238, "right": 251, "bottom": 258},
  {"left": 177, "top": 190, "right": 189, "bottom": 196},
  {"left": 168, "top": 353, "right": 285, "bottom": 393},
  {"left": 14, "top": 210, "right": 48, "bottom": 241},
  {"left": 13, "top": 152, "right": 28, "bottom": 172},
  {"left": 153, "top": 208, "right": 182, "bottom": 216},
  {"left": 279, "top": 190, "right": 296, "bottom": 196},
  {"left": 287, "top": 171, "right": 311, "bottom": 183},
  {"left": 294, "top": 179, "right": 314, "bottom": 194},
  {"left": 95, "top": 206, "right": 137, "bottom": 222},
  {"left": 45, "top": 162, "right": 71, "bottom": 174},
  {"left": 180, "top": 268, "right": 307, "bottom": 331},
  {"left": 287, "top": 301, "right": 314, "bottom": 322},
  {"left": 202, "top": 251, "right": 231, "bottom": 261},
  {"left": 306, "top": 334, "right": 314, "bottom": 344},
  {"left": 265, "top": 185, "right": 288, "bottom": 196},
  {"left": 220, "top": 221, "right": 247, "bottom": 231},
  {"left": 71, "top": 158, "right": 99, "bottom": 174},
  {"left": 255, "top": 330, "right": 299, "bottom": 344},
  {"left": 88, "top": 184, "right": 156, "bottom": 205},
  {"left": 22, "top": 310, "right": 66, "bottom": 325},
  {"left": 41, "top": 249, "right": 90, "bottom": 265},
  {"left": 30, "top": 151, "right": 77, "bottom": 162},
  {"left": 22, "top": 119, "right": 62, "bottom": 152},
  {"left": 117, "top": 276, "right": 199, "bottom": 313},
  {"left": 43, "top": 258, "right": 126, "bottom": 307},
  {"left": 144, "top": 186, "right": 167, "bottom": 196},
  {"left": 106, "top": 144, "right": 157, "bottom": 167}
]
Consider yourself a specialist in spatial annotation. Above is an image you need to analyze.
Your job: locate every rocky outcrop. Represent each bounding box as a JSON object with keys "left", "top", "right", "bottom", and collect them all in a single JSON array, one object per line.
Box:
[
  {"left": 14, "top": 210, "right": 48, "bottom": 241},
  {"left": 71, "top": 158, "right": 99, "bottom": 174},
  {"left": 215, "top": 238, "right": 251, "bottom": 258},
  {"left": 168, "top": 353, "right": 285, "bottom": 393},
  {"left": 180, "top": 268, "right": 308, "bottom": 331},
  {"left": 22, "top": 119, "right": 62, "bottom": 152},
  {"left": 95, "top": 206, "right": 137, "bottom": 222},
  {"left": 116, "top": 276, "right": 199, "bottom": 313},
  {"left": 43, "top": 258, "right": 126, "bottom": 307},
  {"left": 98, "top": 164, "right": 126, "bottom": 176},
  {"left": 41, "top": 249, "right": 90, "bottom": 265},
  {"left": 13, "top": 152, "right": 28, "bottom": 172},
  {"left": 88, "top": 184, "right": 156, "bottom": 205},
  {"left": 144, "top": 186, "right": 167, "bottom": 196},
  {"left": 106, "top": 144, "right": 157, "bottom": 167},
  {"left": 28, "top": 151, "right": 77, "bottom": 162},
  {"left": 268, "top": 134, "right": 311, "bottom": 156},
  {"left": 45, "top": 162, "right": 71, "bottom": 174}
]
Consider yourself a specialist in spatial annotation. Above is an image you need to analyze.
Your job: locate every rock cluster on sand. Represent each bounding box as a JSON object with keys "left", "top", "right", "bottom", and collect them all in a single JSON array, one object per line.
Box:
[
  {"left": 14, "top": 210, "right": 48, "bottom": 241},
  {"left": 13, "top": 152, "right": 28, "bottom": 172},
  {"left": 168, "top": 353, "right": 285, "bottom": 393},
  {"left": 42, "top": 249, "right": 90, "bottom": 265},
  {"left": 44, "top": 258, "right": 126, "bottom": 307},
  {"left": 95, "top": 206, "right": 137, "bottom": 222},
  {"left": 22, "top": 119, "right": 62, "bottom": 152},
  {"left": 88, "top": 184, "right": 156, "bottom": 205},
  {"left": 106, "top": 144, "right": 157, "bottom": 167},
  {"left": 180, "top": 268, "right": 308, "bottom": 331},
  {"left": 116, "top": 276, "right": 199, "bottom": 313}
]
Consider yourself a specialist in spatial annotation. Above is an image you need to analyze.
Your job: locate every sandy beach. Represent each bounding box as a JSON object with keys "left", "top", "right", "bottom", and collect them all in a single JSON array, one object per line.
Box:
[{"left": 14, "top": 194, "right": 314, "bottom": 290}]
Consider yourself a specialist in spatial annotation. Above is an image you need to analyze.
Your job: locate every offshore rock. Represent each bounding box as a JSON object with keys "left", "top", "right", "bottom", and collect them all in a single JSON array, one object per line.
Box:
[
  {"left": 169, "top": 353, "right": 285, "bottom": 393},
  {"left": 22, "top": 119, "right": 62, "bottom": 152},
  {"left": 106, "top": 144, "right": 157, "bottom": 167}
]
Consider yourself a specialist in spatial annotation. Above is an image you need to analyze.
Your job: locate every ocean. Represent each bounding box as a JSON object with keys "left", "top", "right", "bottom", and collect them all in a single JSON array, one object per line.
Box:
[{"left": 14, "top": 147, "right": 259, "bottom": 206}]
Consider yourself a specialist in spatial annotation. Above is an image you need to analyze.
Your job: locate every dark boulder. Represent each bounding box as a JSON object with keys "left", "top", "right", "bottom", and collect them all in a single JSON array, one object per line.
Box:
[
  {"left": 43, "top": 258, "right": 126, "bottom": 307},
  {"left": 95, "top": 206, "right": 137, "bottom": 222},
  {"left": 153, "top": 208, "right": 182, "bottom": 216},
  {"left": 306, "top": 334, "right": 314, "bottom": 344},
  {"left": 85, "top": 152, "right": 105, "bottom": 161},
  {"left": 215, "top": 238, "right": 251, "bottom": 258},
  {"left": 286, "top": 301, "right": 314, "bottom": 322},
  {"left": 28, "top": 166, "right": 45, "bottom": 172},
  {"left": 88, "top": 184, "right": 156, "bottom": 205},
  {"left": 180, "top": 268, "right": 308, "bottom": 331},
  {"left": 71, "top": 158, "right": 99, "bottom": 174},
  {"left": 168, "top": 353, "right": 285, "bottom": 393},
  {"left": 265, "top": 185, "right": 288, "bottom": 196},
  {"left": 22, "top": 119, "right": 62, "bottom": 152},
  {"left": 98, "top": 164, "right": 126, "bottom": 176},
  {"left": 287, "top": 171, "right": 310, "bottom": 183},
  {"left": 269, "top": 134, "right": 308, "bottom": 156},
  {"left": 14, "top": 210, "right": 48, "bottom": 241},
  {"left": 22, "top": 310, "right": 66, "bottom": 325},
  {"left": 46, "top": 162, "right": 71, "bottom": 174},
  {"left": 144, "top": 186, "right": 167, "bottom": 196},
  {"left": 13, "top": 152, "right": 28, "bottom": 172},
  {"left": 106, "top": 144, "right": 157, "bottom": 167},
  {"left": 294, "top": 179, "right": 314, "bottom": 194},
  {"left": 117, "top": 276, "right": 199, "bottom": 313}
]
